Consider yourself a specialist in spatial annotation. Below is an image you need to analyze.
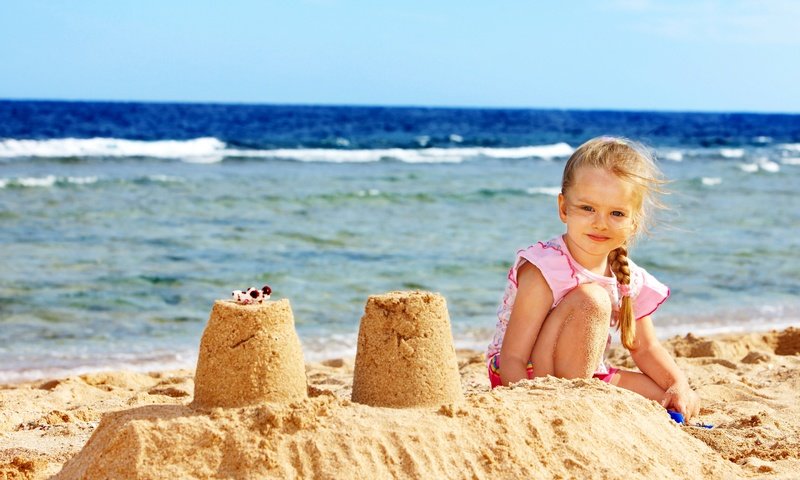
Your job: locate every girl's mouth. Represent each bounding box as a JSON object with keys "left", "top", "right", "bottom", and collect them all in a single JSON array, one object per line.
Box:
[{"left": 587, "top": 234, "right": 610, "bottom": 242}]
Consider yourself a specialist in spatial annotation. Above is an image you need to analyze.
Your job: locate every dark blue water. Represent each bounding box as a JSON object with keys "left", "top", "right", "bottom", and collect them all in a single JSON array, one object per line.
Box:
[
  {"left": 1, "top": 100, "right": 799, "bottom": 383},
  {"left": 3, "top": 100, "right": 799, "bottom": 148}
]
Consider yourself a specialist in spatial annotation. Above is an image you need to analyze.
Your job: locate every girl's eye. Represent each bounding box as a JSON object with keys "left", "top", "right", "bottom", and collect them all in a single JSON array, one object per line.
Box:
[
  {"left": 611, "top": 211, "right": 626, "bottom": 218},
  {"left": 580, "top": 205, "right": 594, "bottom": 212}
]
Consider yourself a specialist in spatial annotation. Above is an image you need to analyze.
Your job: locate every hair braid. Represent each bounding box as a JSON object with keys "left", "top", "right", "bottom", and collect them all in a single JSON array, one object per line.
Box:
[{"left": 608, "top": 246, "right": 636, "bottom": 350}]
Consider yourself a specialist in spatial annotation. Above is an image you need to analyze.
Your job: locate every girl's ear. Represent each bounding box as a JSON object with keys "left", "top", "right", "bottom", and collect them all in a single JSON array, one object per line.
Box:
[{"left": 557, "top": 193, "right": 568, "bottom": 223}]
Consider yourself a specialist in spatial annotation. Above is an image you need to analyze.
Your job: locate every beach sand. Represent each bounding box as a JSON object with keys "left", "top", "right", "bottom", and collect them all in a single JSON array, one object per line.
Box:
[{"left": 1, "top": 327, "right": 798, "bottom": 479}]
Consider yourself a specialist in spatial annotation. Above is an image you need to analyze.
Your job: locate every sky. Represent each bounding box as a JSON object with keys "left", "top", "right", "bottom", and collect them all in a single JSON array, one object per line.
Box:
[{"left": 1, "top": 1, "right": 798, "bottom": 113}]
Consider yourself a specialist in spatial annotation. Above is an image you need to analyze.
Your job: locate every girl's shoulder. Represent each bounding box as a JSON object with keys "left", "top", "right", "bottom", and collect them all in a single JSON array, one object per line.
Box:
[
  {"left": 515, "top": 237, "right": 574, "bottom": 274},
  {"left": 512, "top": 237, "right": 579, "bottom": 301}
]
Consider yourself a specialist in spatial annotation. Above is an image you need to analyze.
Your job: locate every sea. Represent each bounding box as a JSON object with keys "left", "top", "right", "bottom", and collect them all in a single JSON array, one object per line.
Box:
[{"left": 1, "top": 100, "right": 799, "bottom": 383}]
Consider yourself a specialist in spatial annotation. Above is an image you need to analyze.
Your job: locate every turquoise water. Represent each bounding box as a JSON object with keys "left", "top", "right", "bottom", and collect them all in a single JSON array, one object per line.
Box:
[{"left": 2, "top": 154, "right": 799, "bottom": 382}]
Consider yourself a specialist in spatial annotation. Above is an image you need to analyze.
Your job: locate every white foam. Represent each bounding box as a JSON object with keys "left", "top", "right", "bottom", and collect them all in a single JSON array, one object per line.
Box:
[
  {"left": 781, "top": 157, "right": 800, "bottom": 165},
  {"left": 180, "top": 155, "right": 224, "bottom": 164},
  {"left": 0, "top": 175, "right": 102, "bottom": 188},
  {"left": 16, "top": 175, "right": 57, "bottom": 187},
  {"left": 759, "top": 160, "right": 780, "bottom": 173},
  {"left": 0, "top": 137, "right": 575, "bottom": 164},
  {"left": 738, "top": 159, "right": 779, "bottom": 173},
  {"left": 780, "top": 143, "right": 800, "bottom": 152},
  {"left": 655, "top": 318, "right": 800, "bottom": 341},
  {"left": 449, "top": 134, "right": 463, "bottom": 143},
  {"left": 145, "top": 174, "right": 184, "bottom": 183},
  {"left": 66, "top": 176, "right": 99, "bottom": 185},
  {"left": 701, "top": 177, "right": 722, "bottom": 186},
  {"left": 526, "top": 186, "right": 562, "bottom": 196},
  {"left": 661, "top": 150, "right": 684, "bottom": 162},
  {"left": 300, "top": 333, "right": 358, "bottom": 363},
  {"left": 226, "top": 143, "right": 574, "bottom": 163},
  {"left": 244, "top": 148, "right": 448, "bottom": 163},
  {"left": 0, "top": 350, "right": 196, "bottom": 384},
  {"left": 474, "top": 143, "right": 574, "bottom": 159},
  {"left": 0, "top": 137, "right": 226, "bottom": 159},
  {"left": 720, "top": 148, "right": 745, "bottom": 158}
]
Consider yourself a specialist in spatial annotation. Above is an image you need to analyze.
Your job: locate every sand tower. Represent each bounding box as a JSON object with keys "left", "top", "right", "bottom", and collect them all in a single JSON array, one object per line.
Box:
[
  {"left": 351, "top": 291, "right": 463, "bottom": 408},
  {"left": 192, "top": 299, "right": 307, "bottom": 409}
]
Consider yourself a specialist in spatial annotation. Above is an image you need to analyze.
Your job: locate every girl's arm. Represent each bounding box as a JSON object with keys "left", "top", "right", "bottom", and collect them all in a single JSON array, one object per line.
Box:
[
  {"left": 629, "top": 316, "right": 700, "bottom": 420},
  {"left": 498, "top": 262, "right": 554, "bottom": 386}
]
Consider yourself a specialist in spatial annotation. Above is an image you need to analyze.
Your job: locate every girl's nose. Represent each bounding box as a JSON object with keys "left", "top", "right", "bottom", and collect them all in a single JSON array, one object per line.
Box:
[{"left": 593, "top": 214, "right": 608, "bottom": 230}]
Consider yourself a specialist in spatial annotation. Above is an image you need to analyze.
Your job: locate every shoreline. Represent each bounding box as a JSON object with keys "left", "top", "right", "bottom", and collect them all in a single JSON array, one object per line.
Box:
[
  {"left": 4, "top": 314, "right": 800, "bottom": 386},
  {"left": 1, "top": 327, "right": 799, "bottom": 478}
]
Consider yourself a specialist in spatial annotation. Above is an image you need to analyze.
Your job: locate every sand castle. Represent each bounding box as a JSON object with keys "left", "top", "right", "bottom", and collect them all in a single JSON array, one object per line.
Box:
[
  {"left": 351, "top": 290, "right": 464, "bottom": 408},
  {"left": 192, "top": 299, "right": 307, "bottom": 408}
]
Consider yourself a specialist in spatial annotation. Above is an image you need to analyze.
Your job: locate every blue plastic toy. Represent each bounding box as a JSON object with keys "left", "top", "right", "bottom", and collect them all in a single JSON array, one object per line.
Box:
[
  {"left": 667, "top": 409, "right": 713, "bottom": 428},
  {"left": 668, "top": 409, "right": 685, "bottom": 424}
]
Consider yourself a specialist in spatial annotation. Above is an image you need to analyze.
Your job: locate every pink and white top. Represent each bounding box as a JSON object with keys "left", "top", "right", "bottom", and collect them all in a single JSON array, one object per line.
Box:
[{"left": 486, "top": 235, "right": 670, "bottom": 374}]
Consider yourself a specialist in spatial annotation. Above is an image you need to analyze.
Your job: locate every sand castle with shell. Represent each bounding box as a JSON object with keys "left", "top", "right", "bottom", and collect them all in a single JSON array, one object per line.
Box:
[
  {"left": 53, "top": 288, "right": 744, "bottom": 479},
  {"left": 193, "top": 288, "right": 463, "bottom": 410}
]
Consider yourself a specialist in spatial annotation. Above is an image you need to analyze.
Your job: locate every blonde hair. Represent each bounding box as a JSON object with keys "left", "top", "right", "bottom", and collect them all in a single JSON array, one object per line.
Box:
[{"left": 561, "top": 136, "right": 667, "bottom": 350}]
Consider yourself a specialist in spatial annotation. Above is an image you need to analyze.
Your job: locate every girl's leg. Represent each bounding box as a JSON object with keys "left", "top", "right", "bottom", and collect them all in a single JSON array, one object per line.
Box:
[
  {"left": 611, "top": 370, "right": 665, "bottom": 402},
  {"left": 530, "top": 283, "right": 611, "bottom": 380}
]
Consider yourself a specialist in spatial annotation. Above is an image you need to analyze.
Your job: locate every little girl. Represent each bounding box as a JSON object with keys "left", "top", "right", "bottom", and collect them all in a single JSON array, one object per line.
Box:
[{"left": 487, "top": 136, "right": 700, "bottom": 421}]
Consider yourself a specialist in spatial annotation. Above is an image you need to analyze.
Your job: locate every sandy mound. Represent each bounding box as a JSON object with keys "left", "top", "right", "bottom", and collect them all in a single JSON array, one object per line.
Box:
[
  {"left": 3, "top": 327, "right": 799, "bottom": 479},
  {"left": 53, "top": 378, "right": 738, "bottom": 480},
  {"left": 193, "top": 300, "right": 307, "bottom": 408},
  {"left": 351, "top": 291, "right": 463, "bottom": 408}
]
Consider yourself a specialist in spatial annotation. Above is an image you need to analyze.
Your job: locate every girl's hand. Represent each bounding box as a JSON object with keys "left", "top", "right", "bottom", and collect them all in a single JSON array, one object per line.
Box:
[{"left": 660, "top": 382, "right": 700, "bottom": 421}]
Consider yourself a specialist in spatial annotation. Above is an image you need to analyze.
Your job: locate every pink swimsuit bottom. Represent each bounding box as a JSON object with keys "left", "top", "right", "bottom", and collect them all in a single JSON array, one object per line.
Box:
[{"left": 488, "top": 353, "right": 619, "bottom": 388}]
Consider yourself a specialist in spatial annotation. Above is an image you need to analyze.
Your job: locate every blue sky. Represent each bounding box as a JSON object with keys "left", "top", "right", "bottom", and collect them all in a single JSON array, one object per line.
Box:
[{"left": 1, "top": 1, "right": 798, "bottom": 112}]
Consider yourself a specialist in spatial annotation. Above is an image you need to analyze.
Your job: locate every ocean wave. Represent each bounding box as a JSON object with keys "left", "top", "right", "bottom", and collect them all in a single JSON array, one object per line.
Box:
[
  {"left": 65, "top": 176, "right": 100, "bottom": 185},
  {"left": 0, "top": 137, "right": 226, "bottom": 161},
  {"left": 5, "top": 137, "right": 797, "bottom": 166},
  {"left": 719, "top": 148, "right": 745, "bottom": 158},
  {"left": 526, "top": 186, "right": 561, "bottom": 196},
  {"left": 701, "top": 177, "right": 722, "bottom": 186},
  {"left": 0, "top": 174, "right": 185, "bottom": 189},
  {"left": 0, "top": 137, "right": 575, "bottom": 163},
  {"left": 0, "top": 349, "right": 195, "bottom": 384},
  {"left": 225, "top": 143, "right": 574, "bottom": 163},
  {"left": 139, "top": 174, "right": 185, "bottom": 184},
  {"left": 659, "top": 150, "right": 684, "bottom": 162},
  {"left": 739, "top": 158, "right": 781, "bottom": 173},
  {"left": 780, "top": 143, "right": 800, "bottom": 152},
  {"left": 15, "top": 175, "right": 57, "bottom": 187}
]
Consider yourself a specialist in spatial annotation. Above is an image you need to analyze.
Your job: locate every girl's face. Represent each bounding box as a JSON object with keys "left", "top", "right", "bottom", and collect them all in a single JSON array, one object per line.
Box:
[{"left": 558, "top": 166, "right": 640, "bottom": 270}]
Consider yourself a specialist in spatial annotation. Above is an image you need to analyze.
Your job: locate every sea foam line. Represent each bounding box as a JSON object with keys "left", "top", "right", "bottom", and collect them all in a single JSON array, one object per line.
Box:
[
  {"left": 0, "top": 137, "right": 575, "bottom": 163},
  {"left": 0, "top": 175, "right": 188, "bottom": 189},
  {"left": 229, "top": 143, "right": 574, "bottom": 163},
  {"left": 0, "top": 175, "right": 101, "bottom": 188},
  {"left": 0, "top": 137, "right": 225, "bottom": 160}
]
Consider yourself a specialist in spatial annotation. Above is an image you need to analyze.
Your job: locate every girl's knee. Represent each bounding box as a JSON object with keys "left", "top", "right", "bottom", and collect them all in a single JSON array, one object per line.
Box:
[{"left": 563, "top": 283, "right": 612, "bottom": 318}]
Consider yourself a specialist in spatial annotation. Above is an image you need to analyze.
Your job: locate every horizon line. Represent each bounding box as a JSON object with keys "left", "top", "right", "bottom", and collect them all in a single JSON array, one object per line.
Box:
[{"left": 1, "top": 97, "right": 799, "bottom": 117}]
